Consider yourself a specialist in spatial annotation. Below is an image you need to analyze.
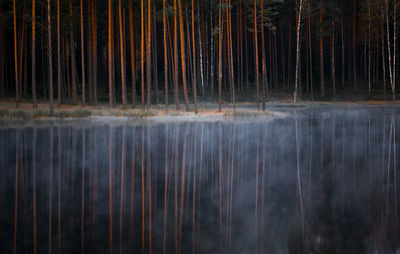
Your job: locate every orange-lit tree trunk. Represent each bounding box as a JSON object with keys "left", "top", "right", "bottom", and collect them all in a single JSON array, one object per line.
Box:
[
  {"left": 147, "top": 0, "right": 152, "bottom": 108},
  {"left": 178, "top": 0, "right": 189, "bottom": 111},
  {"left": 192, "top": 0, "right": 198, "bottom": 113},
  {"left": 119, "top": 0, "right": 127, "bottom": 108},
  {"left": 13, "top": 0, "right": 19, "bottom": 108},
  {"left": 163, "top": 0, "right": 168, "bottom": 108},
  {"left": 129, "top": 0, "right": 136, "bottom": 107},
  {"left": 48, "top": 0, "right": 54, "bottom": 116},
  {"left": 80, "top": 0, "right": 85, "bottom": 106},
  {"left": 108, "top": 0, "right": 113, "bottom": 106},
  {"left": 32, "top": 0, "right": 37, "bottom": 108}
]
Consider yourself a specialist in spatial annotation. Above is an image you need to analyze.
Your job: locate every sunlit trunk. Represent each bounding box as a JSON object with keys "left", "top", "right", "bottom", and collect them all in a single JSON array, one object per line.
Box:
[{"left": 48, "top": 0, "right": 54, "bottom": 116}]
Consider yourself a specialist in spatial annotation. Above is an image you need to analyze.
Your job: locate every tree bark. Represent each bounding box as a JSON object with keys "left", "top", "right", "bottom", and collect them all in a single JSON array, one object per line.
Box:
[
  {"left": 147, "top": 0, "right": 152, "bottom": 108},
  {"left": 32, "top": 0, "right": 37, "bottom": 107},
  {"left": 254, "top": 0, "right": 260, "bottom": 109},
  {"left": 294, "top": 0, "right": 304, "bottom": 103},
  {"left": 57, "top": 0, "right": 62, "bottom": 107},
  {"left": 108, "top": 0, "right": 113, "bottom": 106},
  {"left": 163, "top": 0, "right": 168, "bottom": 108},
  {"left": 13, "top": 0, "right": 19, "bottom": 108},
  {"left": 129, "top": 0, "right": 136, "bottom": 107},
  {"left": 80, "top": 0, "right": 85, "bottom": 106},
  {"left": 178, "top": 0, "right": 189, "bottom": 111},
  {"left": 320, "top": 0, "right": 325, "bottom": 98},
  {"left": 48, "top": 0, "right": 54, "bottom": 116},
  {"left": 192, "top": 0, "right": 198, "bottom": 113},
  {"left": 70, "top": 1, "right": 78, "bottom": 105},
  {"left": 119, "top": 0, "right": 127, "bottom": 108}
]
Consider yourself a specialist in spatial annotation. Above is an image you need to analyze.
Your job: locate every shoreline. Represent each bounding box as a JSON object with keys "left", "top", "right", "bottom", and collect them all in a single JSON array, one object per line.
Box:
[{"left": 1, "top": 101, "right": 400, "bottom": 120}]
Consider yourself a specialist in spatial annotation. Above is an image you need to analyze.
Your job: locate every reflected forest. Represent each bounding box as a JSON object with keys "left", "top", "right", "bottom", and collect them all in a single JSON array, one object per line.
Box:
[{"left": 1, "top": 108, "right": 400, "bottom": 253}]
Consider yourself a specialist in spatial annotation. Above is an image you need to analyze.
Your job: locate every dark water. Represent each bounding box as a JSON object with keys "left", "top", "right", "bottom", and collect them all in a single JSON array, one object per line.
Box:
[{"left": 1, "top": 106, "right": 400, "bottom": 254}]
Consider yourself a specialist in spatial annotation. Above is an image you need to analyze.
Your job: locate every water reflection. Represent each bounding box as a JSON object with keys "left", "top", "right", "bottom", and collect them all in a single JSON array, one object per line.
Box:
[{"left": 1, "top": 107, "right": 400, "bottom": 254}]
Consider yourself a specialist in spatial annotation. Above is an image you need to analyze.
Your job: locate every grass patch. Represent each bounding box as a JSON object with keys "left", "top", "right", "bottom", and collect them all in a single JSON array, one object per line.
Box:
[
  {"left": 0, "top": 109, "right": 29, "bottom": 119},
  {"left": 224, "top": 109, "right": 260, "bottom": 117},
  {"left": 32, "top": 109, "right": 49, "bottom": 118},
  {"left": 55, "top": 109, "right": 92, "bottom": 118},
  {"left": 127, "top": 109, "right": 156, "bottom": 118}
]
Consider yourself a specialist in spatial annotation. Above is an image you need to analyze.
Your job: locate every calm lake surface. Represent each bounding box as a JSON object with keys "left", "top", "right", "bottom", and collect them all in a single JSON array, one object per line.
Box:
[{"left": 1, "top": 106, "right": 400, "bottom": 254}]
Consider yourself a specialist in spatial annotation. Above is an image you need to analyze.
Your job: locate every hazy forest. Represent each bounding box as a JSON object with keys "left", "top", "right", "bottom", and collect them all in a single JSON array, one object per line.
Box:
[{"left": 0, "top": 0, "right": 399, "bottom": 114}]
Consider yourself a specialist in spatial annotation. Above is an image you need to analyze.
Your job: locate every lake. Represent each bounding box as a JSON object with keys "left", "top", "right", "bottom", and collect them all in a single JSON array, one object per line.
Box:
[{"left": 1, "top": 106, "right": 400, "bottom": 253}]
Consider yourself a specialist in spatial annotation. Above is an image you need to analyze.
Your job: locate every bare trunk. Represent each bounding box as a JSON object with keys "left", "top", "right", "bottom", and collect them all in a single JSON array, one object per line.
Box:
[
  {"left": 320, "top": 0, "right": 325, "bottom": 98},
  {"left": 13, "top": 0, "right": 19, "bottom": 108},
  {"left": 57, "top": 0, "right": 61, "bottom": 107},
  {"left": 48, "top": 0, "right": 54, "bottom": 116},
  {"left": 261, "top": 0, "right": 266, "bottom": 109},
  {"left": 192, "top": 0, "right": 198, "bottom": 113},
  {"left": 141, "top": 0, "right": 145, "bottom": 108},
  {"left": 254, "top": 0, "right": 259, "bottom": 109},
  {"left": 198, "top": 0, "right": 205, "bottom": 96},
  {"left": 81, "top": 0, "right": 85, "bottom": 106},
  {"left": 71, "top": 1, "right": 78, "bottom": 105},
  {"left": 331, "top": 21, "right": 336, "bottom": 95},
  {"left": 119, "top": 0, "right": 127, "bottom": 108},
  {"left": 32, "top": 0, "right": 37, "bottom": 107},
  {"left": 108, "top": 0, "right": 113, "bottom": 106},
  {"left": 217, "top": 0, "right": 223, "bottom": 112},
  {"left": 294, "top": 0, "right": 303, "bottom": 103},
  {"left": 147, "top": 0, "right": 152, "bottom": 108},
  {"left": 129, "top": 0, "right": 136, "bottom": 107},
  {"left": 178, "top": 0, "right": 189, "bottom": 111},
  {"left": 163, "top": 0, "right": 168, "bottom": 108}
]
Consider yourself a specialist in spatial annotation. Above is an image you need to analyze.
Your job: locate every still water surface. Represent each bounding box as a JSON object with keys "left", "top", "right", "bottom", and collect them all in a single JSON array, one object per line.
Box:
[{"left": 1, "top": 106, "right": 400, "bottom": 253}]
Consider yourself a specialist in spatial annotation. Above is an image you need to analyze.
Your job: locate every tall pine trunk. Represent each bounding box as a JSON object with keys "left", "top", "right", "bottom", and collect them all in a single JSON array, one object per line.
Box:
[
  {"left": 146, "top": 0, "right": 152, "bottom": 108},
  {"left": 294, "top": 0, "right": 304, "bottom": 103},
  {"left": 70, "top": 1, "right": 77, "bottom": 105},
  {"left": 32, "top": 0, "right": 37, "bottom": 107},
  {"left": 163, "top": 0, "right": 168, "bottom": 108},
  {"left": 48, "top": 0, "right": 54, "bottom": 116},
  {"left": 57, "top": 0, "right": 61, "bottom": 107},
  {"left": 80, "top": 0, "right": 85, "bottom": 106},
  {"left": 13, "top": 0, "right": 19, "bottom": 108},
  {"left": 254, "top": 0, "right": 259, "bottom": 109},
  {"left": 108, "top": 0, "right": 113, "bottom": 106},
  {"left": 320, "top": 0, "right": 325, "bottom": 98},
  {"left": 192, "top": 0, "right": 198, "bottom": 113},
  {"left": 119, "top": 0, "right": 127, "bottom": 108},
  {"left": 129, "top": 0, "right": 136, "bottom": 107},
  {"left": 178, "top": 0, "right": 189, "bottom": 111}
]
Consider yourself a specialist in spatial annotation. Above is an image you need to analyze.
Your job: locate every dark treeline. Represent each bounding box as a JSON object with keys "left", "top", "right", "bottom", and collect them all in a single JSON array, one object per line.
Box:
[{"left": 0, "top": 0, "right": 399, "bottom": 114}]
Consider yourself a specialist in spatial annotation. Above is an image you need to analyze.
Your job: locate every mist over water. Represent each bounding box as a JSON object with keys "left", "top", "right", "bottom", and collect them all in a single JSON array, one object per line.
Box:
[{"left": 1, "top": 106, "right": 400, "bottom": 254}]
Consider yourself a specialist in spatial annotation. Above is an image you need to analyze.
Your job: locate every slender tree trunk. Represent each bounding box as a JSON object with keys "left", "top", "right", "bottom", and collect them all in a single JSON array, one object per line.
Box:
[
  {"left": 108, "top": 0, "right": 113, "bottom": 106},
  {"left": 174, "top": 0, "right": 179, "bottom": 109},
  {"left": 261, "top": 0, "right": 266, "bottom": 109},
  {"left": 309, "top": 1, "right": 314, "bottom": 99},
  {"left": 80, "top": 0, "right": 85, "bottom": 106},
  {"left": 320, "top": 0, "right": 325, "bottom": 98},
  {"left": 87, "top": 0, "right": 93, "bottom": 105},
  {"left": 192, "top": 0, "right": 198, "bottom": 113},
  {"left": 294, "top": 0, "right": 304, "bottom": 103},
  {"left": 178, "top": 0, "right": 189, "bottom": 111},
  {"left": 386, "top": 0, "right": 394, "bottom": 100},
  {"left": 119, "top": 0, "right": 127, "bottom": 108},
  {"left": 92, "top": 0, "right": 97, "bottom": 105},
  {"left": 141, "top": 0, "right": 145, "bottom": 108},
  {"left": 163, "top": 0, "right": 168, "bottom": 108},
  {"left": 57, "top": 0, "right": 61, "bottom": 107},
  {"left": 70, "top": 1, "right": 78, "bottom": 105},
  {"left": 129, "top": 0, "right": 136, "bottom": 107},
  {"left": 48, "top": 0, "right": 54, "bottom": 116},
  {"left": 393, "top": 1, "right": 397, "bottom": 100},
  {"left": 331, "top": 21, "right": 336, "bottom": 95},
  {"left": 228, "top": 0, "right": 235, "bottom": 111},
  {"left": 254, "top": 0, "right": 260, "bottom": 109},
  {"left": 341, "top": 14, "right": 345, "bottom": 88},
  {"left": 353, "top": 0, "right": 357, "bottom": 89},
  {"left": 32, "top": 0, "right": 37, "bottom": 107},
  {"left": 13, "top": 0, "right": 19, "bottom": 108},
  {"left": 153, "top": 5, "right": 159, "bottom": 105},
  {"left": 368, "top": 0, "right": 371, "bottom": 96},
  {"left": 147, "top": 0, "right": 152, "bottom": 108},
  {"left": 382, "top": 13, "right": 387, "bottom": 97},
  {"left": 198, "top": 0, "right": 205, "bottom": 96},
  {"left": 218, "top": 0, "right": 223, "bottom": 112}
]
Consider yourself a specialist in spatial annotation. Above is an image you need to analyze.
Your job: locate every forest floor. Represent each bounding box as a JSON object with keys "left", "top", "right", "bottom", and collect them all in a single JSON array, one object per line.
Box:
[
  {"left": 1, "top": 99, "right": 400, "bottom": 120},
  {"left": 1, "top": 89, "right": 400, "bottom": 119}
]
